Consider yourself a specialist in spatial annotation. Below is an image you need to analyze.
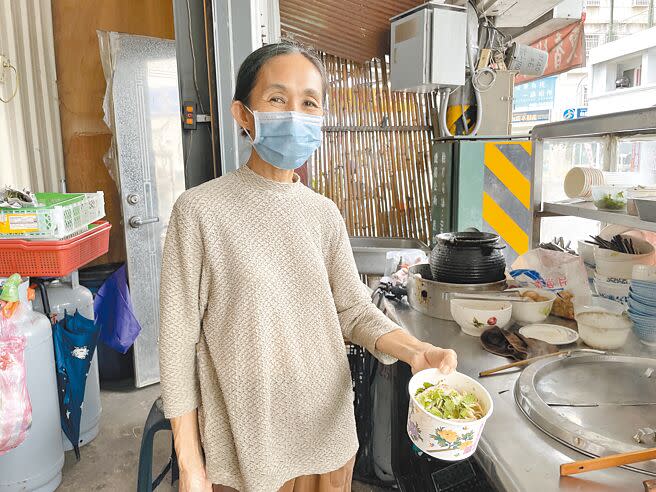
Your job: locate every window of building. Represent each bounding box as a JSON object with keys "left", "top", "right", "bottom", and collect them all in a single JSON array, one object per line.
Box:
[
  {"left": 581, "top": 85, "right": 589, "bottom": 106},
  {"left": 632, "top": 0, "right": 649, "bottom": 7},
  {"left": 586, "top": 0, "right": 601, "bottom": 6},
  {"left": 585, "top": 34, "right": 601, "bottom": 57},
  {"left": 616, "top": 57, "right": 643, "bottom": 88}
]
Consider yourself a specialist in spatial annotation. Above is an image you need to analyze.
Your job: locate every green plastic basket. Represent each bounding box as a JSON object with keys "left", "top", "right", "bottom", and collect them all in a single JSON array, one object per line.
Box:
[{"left": 0, "top": 192, "right": 105, "bottom": 239}]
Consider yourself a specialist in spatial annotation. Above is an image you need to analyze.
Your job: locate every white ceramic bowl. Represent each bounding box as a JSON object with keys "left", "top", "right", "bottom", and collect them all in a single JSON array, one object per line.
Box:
[
  {"left": 449, "top": 299, "right": 512, "bottom": 336},
  {"left": 575, "top": 311, "right": 633, "bottom": 349},
  {"left": 593, "top": 278, "right": 630, "bottom": 305},
  {"left": 407, "top": 369, "right": 493, "bottom": 461},
  {"left": 594, "top": 237, "right": 655, "bottom": 279},
  {"left": 577, "top": 240, "right": 597, "bottom": 267},
  {"left": 632, "top": 264, "right": 656, "bottom": 283},
  {"left": 510, "top": 289, "right": 556, "bottom": 324}
]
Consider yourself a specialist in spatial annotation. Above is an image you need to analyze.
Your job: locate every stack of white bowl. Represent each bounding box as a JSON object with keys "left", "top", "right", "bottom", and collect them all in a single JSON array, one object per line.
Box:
[
  {"left": 592, "top": 236, "right": 655, "bottom": 306},
  {"left": 564, "top": 167, "right": 604, "bottom": 199},
  {"left": 564, "top": 167, "right": 640, "bottom": 200}
]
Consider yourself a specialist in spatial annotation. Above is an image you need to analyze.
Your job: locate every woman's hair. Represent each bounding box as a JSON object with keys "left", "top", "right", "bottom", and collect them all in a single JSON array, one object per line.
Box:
[{"left": 233, "top": 39, "right": 328, "bottom": 106}]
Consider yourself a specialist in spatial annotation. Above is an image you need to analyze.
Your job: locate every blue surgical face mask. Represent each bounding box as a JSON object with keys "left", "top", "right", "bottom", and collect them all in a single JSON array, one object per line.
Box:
[{"left": 244, "top": 106, "right": 323, "bottom": 170}]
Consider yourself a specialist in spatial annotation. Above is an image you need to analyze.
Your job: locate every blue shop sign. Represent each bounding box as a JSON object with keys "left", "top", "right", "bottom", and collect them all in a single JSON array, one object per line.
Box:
[{"left": 514, "top": 76, "right": 557, "bottom": 110}]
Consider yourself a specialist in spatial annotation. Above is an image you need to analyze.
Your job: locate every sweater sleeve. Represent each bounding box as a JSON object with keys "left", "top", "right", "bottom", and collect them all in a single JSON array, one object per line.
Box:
[
  {"left": 327, "top": 208, "right": 401, "bottom": 364},
  {"left": 159, "top": 197, "right": 204, "bottom": 418}
]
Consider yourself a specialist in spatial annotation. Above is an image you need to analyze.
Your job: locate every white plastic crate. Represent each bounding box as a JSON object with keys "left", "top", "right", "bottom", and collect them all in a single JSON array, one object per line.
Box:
[{"left": 0, "top": 192, "right": 105, "bottom": 239}]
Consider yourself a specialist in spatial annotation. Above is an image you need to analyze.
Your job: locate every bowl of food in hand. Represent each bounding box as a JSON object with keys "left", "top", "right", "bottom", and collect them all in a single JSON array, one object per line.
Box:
[
  {"left": 591, "top": 185, "right": 628, "bottom": 212},
  {"left": 407, "top": 369, "right": 493, "bottom": 461},
  {"left": 510, "top": 289, "right": 556, "bottom": 324},
  {"left": 449, "top": 299, "right": 512, "bottom": 336}
]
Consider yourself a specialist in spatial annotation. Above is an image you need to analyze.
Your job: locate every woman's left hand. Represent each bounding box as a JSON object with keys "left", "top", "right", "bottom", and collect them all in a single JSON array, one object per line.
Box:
[{"left": 409, "top": 343, "right": 458, "bottom": 375}]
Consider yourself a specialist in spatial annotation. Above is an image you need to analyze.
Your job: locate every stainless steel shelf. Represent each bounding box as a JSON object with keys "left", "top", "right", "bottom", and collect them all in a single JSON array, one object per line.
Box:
[{"left": 539, "top": 201, "right": 656, "bottom": 232}]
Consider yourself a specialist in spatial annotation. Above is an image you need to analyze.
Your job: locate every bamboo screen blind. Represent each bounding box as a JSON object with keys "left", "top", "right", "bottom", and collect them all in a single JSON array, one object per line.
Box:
[{"left": 309, "top": 54, "right": 437, "bottom": 244}]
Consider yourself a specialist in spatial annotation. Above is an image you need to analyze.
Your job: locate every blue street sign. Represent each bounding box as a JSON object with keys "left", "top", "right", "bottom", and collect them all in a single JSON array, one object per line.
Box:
[{"left": 563, "top": 107, "right": 587, "bottom": 120}]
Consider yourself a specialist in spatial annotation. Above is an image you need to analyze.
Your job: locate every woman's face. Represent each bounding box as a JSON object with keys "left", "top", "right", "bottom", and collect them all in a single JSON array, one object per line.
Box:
[{"left": 232, "top": 52, "right": 324, "bottom": 137}]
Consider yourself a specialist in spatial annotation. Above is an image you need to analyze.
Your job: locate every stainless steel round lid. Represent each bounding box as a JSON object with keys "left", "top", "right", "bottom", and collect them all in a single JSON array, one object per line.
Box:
[{"left": 515, "top": 353, "right": 656, "bottom": 476}]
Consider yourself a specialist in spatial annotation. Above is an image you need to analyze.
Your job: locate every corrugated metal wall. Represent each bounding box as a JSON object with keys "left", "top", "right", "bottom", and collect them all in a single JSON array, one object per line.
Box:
[
  {"left": 279, "top": 0, "right": 423, "bottom": 62},
  {"left": 0, "top": 0, "right": 64, "bottom": 192}
]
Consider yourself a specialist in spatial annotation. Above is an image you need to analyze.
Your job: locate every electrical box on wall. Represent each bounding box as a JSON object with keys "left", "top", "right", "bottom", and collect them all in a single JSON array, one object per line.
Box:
[
  {"left": 477, "top": 71, "right": 517, "bottom": 136},
  {"left": 390, "top": 2, "right": 467, "bottom": 93}
]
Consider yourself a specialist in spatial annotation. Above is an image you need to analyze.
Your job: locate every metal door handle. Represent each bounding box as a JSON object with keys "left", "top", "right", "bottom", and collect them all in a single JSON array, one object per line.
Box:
[{"left": 129, "top": 216, "right": 160, "bottom": 228}]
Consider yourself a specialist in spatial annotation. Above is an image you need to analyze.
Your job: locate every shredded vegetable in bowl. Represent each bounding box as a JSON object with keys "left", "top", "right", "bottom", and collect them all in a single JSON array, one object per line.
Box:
[{"left": 414, "top": 382, "right": 484, "bottom": 421}]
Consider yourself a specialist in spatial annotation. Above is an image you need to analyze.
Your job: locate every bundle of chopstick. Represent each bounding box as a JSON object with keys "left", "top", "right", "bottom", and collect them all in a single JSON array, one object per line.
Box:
[{"left": 587, "top": 234, "right": 638, "bottom": 254}]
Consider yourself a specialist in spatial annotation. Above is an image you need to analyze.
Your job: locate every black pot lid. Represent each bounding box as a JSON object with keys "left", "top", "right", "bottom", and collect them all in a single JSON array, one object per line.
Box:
[{"left": 436, "top": 231, "right": 500, "bottom": 244}]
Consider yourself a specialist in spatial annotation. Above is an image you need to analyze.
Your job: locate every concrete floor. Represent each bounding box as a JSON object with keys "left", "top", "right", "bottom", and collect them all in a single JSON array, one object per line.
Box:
[{"left": 59, "top": 381, "right": 388, "bottom": 491}]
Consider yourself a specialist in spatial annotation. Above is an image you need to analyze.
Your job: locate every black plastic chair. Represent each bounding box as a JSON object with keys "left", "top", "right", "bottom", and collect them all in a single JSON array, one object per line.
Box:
[{"left": 137, "top": 397, "right": 178, "bottom": 491}]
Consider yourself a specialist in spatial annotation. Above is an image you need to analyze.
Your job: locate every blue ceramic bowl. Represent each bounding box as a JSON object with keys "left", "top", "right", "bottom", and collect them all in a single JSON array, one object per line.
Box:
[
  {"left": 632, "top": 323, "right": 656, "bottom": 346},
  {"left": 629, "top": 288, "right": 656, "bottom": 308},
  {"left": 628, "top": 298, "right": 656, "bottom": 317},
  {"left": 627, "top": 308, "right": 656, "bottom": 325},
  {"left": 630, "top": 280, "right": 656, "bottom": 296}
]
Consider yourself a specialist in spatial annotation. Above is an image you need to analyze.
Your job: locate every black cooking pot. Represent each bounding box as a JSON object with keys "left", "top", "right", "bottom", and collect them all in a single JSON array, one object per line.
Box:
[{"left": 429, "top": 230, "right": 506, "bottom": 284}]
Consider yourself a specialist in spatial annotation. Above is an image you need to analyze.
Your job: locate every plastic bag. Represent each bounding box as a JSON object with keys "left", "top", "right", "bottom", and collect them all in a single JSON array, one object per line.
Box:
[
  {"left": 94, "top": 265, "right": 142, "bottom": 354},
  {"left": 383, "top": 250, "right": 429, "bottom": 286},
  {"left": 0, "top": 312, "right": 32, "bottom": 456},
  {"left": 510, "top": 249, "right": 592, "bottom": 319}
]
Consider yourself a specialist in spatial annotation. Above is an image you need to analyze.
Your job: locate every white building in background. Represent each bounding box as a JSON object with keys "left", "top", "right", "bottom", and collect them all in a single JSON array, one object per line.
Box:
[
  {"left": 512, "top": 0, "right": 654, "bottom": 131},
  {"left": 587, "top": 26, "right": 656, "bottom": 114}
]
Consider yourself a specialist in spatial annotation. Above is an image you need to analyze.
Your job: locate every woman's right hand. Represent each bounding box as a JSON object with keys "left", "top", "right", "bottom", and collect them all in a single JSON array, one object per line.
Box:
[{"left": 179, "top": 465, "right": 213, "bottom": 492}]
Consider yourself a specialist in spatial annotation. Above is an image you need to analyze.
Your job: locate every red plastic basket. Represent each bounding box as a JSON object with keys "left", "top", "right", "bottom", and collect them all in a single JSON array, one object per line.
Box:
[{"left": 0, "top": 221, "right": 112, "bottom": 277}]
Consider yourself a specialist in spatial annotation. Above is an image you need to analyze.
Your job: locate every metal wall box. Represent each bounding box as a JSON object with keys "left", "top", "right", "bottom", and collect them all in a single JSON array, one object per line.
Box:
[
  {"left": 477, "top": 71, "right": 516, "bottom": 136},
  {"left": 390, "top": 2, "right": 466, "bottom": 92}
]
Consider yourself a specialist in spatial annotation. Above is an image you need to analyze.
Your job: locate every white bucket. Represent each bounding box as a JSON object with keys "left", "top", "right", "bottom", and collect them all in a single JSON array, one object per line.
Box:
[
  {"left": 407, "top": 369, "right": 493, "bottom": 461},
  {"left": 506, "top": 42, "right": 548, "bottom": 76}
]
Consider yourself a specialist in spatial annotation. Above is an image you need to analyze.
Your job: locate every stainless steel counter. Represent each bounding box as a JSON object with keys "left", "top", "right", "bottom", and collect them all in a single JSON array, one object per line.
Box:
[{"left": 390, "top": 300, "right": 656, "bottom": 492}]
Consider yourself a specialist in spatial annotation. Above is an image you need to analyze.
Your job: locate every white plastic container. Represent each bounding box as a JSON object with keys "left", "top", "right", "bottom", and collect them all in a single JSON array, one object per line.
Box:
[
  {"left": 575, "top": 311, "right": 633, "bottom": 349},
  {"left": 407, "top": 369, "right": 493, "bottom": 461},
  {"left": 634, "top": 197, "right": 656, "bottom": 222},
  {"left": 0, "top": 281, "right": 64, "bottom": 492},
  {"left": 32, "top": 278, "right": 101, "bottom": 450},
  {"left": 627, "top": 188, "right": 656, "bottom": 216},
  {"left": 573, "top": 296, "right": 626, "bottom": 317},
  {"left": 591, "top": 185, "right": 628, "bottom": 211}
]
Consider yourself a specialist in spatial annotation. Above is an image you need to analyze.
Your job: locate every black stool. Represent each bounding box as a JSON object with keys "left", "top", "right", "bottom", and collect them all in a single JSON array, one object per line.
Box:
[{"left": 137, "top": 397, "right": 179, "bottom": 491}]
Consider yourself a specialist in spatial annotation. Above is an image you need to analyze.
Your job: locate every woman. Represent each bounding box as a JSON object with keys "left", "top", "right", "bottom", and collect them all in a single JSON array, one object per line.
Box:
[{"left": 159, "top": 41, "right": 458, "bottom": 492}]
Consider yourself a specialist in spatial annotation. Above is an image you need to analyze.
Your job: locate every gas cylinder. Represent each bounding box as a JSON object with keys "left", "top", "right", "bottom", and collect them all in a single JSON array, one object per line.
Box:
[
  {"left": 0, "top": 280, "right": 64, "bottom": 492},
  {"left": 32, "top": 277, "right": 102, "bottom": 450}
]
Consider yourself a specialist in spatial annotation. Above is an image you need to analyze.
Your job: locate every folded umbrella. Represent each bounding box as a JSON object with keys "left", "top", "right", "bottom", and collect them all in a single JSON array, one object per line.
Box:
[{"left": 52, "top": 310, "right": 99, "bottom": 459}]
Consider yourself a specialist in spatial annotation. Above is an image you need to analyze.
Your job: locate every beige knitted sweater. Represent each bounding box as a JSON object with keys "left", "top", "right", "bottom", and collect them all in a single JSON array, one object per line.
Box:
[{"left": 159, "top": 165, "right": 400, "bottom": 491}]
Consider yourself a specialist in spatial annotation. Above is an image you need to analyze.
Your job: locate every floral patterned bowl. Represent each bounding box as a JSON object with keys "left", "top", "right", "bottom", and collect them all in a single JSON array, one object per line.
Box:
[
  {"left": 407, "top": 369, "right": 493, "bottom": 461},
  {"left": 449, "top": 299, "right": 512, "bottom": 336}
]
